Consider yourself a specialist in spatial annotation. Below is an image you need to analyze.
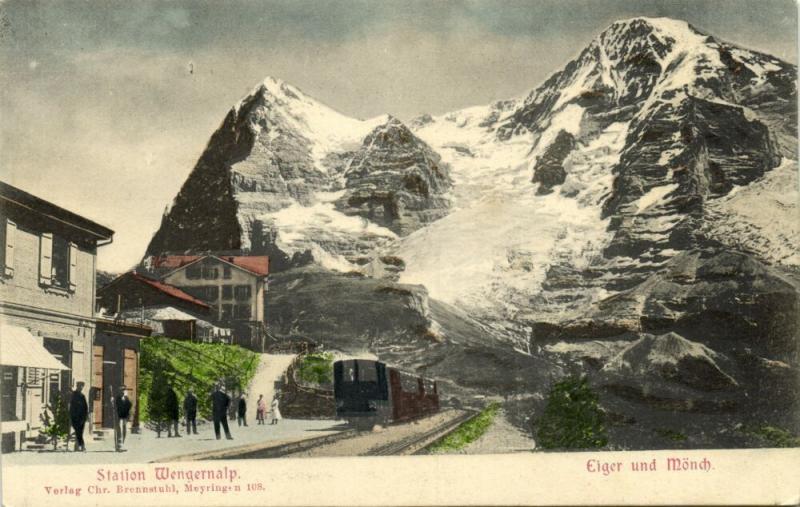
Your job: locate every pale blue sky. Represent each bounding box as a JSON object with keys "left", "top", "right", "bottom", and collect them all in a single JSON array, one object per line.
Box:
[{"left": 1, "top": 0, "right": 796, "bottom": 271}]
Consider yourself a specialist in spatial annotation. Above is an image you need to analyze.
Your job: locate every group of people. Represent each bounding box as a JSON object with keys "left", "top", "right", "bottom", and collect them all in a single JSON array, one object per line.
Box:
[
  {"left": 163, "top": 383, "right": 283, "bottom": 440},
  {"left": 212, "top": 385, "right": 283, "bottom": 439},
  {"left": 65, "top": 380, "right": 282, "bottom": 452}
]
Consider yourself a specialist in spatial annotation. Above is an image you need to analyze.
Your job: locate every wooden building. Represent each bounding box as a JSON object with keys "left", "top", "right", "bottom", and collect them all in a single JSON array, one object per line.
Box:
[
  {"left": 92, "top": 319, "right": 151, "bottom": 430},
  {"left": 97, "top": 272, "right": 211, "bottom": 317}
]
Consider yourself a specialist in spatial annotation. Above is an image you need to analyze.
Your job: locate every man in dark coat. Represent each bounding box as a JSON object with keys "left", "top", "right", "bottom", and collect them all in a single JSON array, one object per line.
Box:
[
  {"left": 183, "top": 388, "right": 198, "bottom": 435},
  {"left": 211, "top": 383, "right": 232, "bottom": 440},
  {"left": 165, "top": 384, "right": 181, "bottom": 438},
  {"left": 115, "top": 386, "right": 133, "bottom": 447},
  {"left": 69, "top": 382, "right": 88, "bottom": 452},
  {"left": 237, "top": 393, "right": 247, "bottom": 427}
]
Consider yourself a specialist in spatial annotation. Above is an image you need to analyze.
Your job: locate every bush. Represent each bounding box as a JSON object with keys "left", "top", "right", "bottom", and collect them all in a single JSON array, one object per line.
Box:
[
  {"left": 40, "top": 392, "right": 71, "bottom": 451},
  {"left": 297, "top": 352, "right": 334, "bottom": 385},
  {"left": 535, "top": 376, "right": 608, "bottom": 450}
]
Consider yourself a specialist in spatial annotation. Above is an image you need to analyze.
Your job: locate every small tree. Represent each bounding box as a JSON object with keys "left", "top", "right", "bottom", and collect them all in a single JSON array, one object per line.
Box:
[
  {"left": 298, "top": 352, "right": 334, "bottom": 385},
  {"left": 535, "top": 376, "right": 608, "bottom": 450},
  {"left": 41, "top": 392, "right": 71, "bottom": 451},
  {"left": 146, "top": 359, "right": 170, "bottom": 437}
]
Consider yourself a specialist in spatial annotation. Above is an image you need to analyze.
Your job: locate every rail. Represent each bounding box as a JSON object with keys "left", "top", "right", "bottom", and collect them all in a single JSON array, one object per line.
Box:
[{"left": 367, "top": 410, "right": 479, "bottom": 456}]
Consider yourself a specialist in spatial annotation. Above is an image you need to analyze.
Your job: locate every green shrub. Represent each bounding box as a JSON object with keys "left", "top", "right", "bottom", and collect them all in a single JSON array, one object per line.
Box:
[
  {"left": 146, "top": 358, "right": 171, "bottom": 437},
  {"left": 535, "top": 376, "right": 608, "bottom": 450},
  {"left": 40, "top": 392, "right": 71, "bottom": 451},
  {"left": 429, "top": 402, "right": 501, "bottom": 453},
  {"left": 297, "top": 352, "right": 334, "bottom": 385}
]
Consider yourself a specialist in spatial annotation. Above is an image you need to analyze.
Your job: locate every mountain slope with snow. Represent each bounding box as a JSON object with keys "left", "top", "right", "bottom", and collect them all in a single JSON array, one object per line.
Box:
[
  {"left": 146, "top": 77, "right": 450, "bottom": 271},
  {"left": 397, "top": 17, "right": 797, "bottom": 328}
]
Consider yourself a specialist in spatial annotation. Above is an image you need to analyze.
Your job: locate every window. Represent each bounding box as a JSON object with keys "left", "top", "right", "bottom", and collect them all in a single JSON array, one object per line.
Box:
[
  {"left": 186, "top": 266, "right": 201, "bottom": 280},
  {"left": 233, "top": 304, "right": 251, "bottom": 320},
  {"left": 221, "top": 304, "right": 233, "bottom": 321},
  {"left": 223, "top": 266, "right": 232, "bottom": 279},
  {"left": 1, "top": 219, "right": 15, "bottom": 277},
  {"left": 399, "top": 373, "right": 420, "bottom": 393},
  {"left": 222, "top": 285, "right": 233, "bottom": 300},
  {"left": 234, "top": 285, "right": 251, "bottom": 301},
  {"left": 202, "top": 265, "right": 219, "bottom": 280},
  {"left": 203, "top": 286, "right": 219, "bottom": 302},
  {"left": 51, "top": 236, "right": 70, "bottom": 289},
  {"left": 39, "top": 233, "right": 76, "bottom": 291},
  {"left": 357, "top": 361, "right": 377, "bottom": 382}
]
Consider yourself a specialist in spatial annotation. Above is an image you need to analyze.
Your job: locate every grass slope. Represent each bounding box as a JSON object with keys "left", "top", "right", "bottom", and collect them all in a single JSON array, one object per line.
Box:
[
  {"left": 428, "top": 403, "right": 501, "bottom": 453},
  {"left": 139, "top": 337, "right": 259, "bottom": 421}
]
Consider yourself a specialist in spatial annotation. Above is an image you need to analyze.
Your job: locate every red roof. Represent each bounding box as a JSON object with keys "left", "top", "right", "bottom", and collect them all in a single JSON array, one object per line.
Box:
[
  {"left": 131, "top": 273, "right": 210, "bottom": 309},
  {"left": 218, "top": 256, "right": 269, "bottom": 276},
  {"left": 149, "top": 255, "right": 201, "bottom": 270},
  {"left": 150, "top": 255, "right": 269, "bottom": 277}
]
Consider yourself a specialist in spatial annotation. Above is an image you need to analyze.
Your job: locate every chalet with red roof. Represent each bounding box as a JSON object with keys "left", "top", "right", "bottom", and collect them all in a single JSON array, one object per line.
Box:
[{"left": 148, "top": 255, "right": 269, "bottom": 351}]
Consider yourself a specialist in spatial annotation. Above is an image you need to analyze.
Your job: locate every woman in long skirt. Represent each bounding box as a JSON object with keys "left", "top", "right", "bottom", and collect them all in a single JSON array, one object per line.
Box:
[
  {"left": 270, "top": 396, "right": 281, "bottom": 425},
  {"left": 256, "top": 395, "right": 266, "bottom": 425}
]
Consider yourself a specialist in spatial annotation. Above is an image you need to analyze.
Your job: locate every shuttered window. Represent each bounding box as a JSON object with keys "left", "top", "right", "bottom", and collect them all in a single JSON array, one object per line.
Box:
[
  {"left": 68, "top": 242, "right": 78, "bottom": 291},
  {"left": 39, "top": 233, "right": 76, "bottom": 292},
  {"left": 39, "top": 233, "right": 53, "bottom": 285},
  {"left": 2, "top": 219, "right": 14, "bottom": 277}
]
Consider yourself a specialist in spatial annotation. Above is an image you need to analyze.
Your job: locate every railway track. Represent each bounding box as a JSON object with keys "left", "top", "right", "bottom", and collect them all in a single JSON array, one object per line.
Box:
[{"left": 367, "top": 409, "right": 479, "bottom": 456}]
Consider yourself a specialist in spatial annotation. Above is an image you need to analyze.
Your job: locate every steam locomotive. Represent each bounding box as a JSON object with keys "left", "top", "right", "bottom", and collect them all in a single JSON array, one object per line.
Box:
[{"left": 333, "top": 359, "right": 439, "bottom": 427}]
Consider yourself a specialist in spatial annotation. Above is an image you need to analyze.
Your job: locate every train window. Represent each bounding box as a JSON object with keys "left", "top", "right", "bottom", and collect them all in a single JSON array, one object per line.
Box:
[
  {"left": 344, "top": 361, "right": 356, "bottom": 383},
  {"left": 399, "top": 373, "right": 419, "bottom": 393},
  {"left": 357, "top": 361, "right": 377, "bottom": 382}
]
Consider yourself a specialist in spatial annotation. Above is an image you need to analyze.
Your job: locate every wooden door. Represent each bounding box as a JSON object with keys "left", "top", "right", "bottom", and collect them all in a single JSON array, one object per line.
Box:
[
  {"left": 123, "top": 349, "right": 137, "bottom": 420},
  {"left": 92, "top": 346, "right": 104, "bottom": 426}
]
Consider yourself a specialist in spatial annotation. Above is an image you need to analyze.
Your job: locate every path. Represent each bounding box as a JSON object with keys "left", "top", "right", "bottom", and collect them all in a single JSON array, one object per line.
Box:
[
  {"left": 458, "top": 409, "right": 535, "bottom": 454},
  {"left": 428, "top": 409, "right": 535, "bottom": 455},
  {"left": 244, "top": 353, "right": 296, "bottom": 417}
]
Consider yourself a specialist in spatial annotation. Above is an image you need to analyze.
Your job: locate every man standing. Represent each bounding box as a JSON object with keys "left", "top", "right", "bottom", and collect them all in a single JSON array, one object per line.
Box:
[
  {"left": 183, "top": 388, "right": 198, "bottom": 435},
  {"left": 69, "top": 382, "right": 88, "bottom": 452},
  {"left": 237, "top": 393, "right": 247, "bottom": 427},
  {"left": 165, "top": 384, "right": 181, "bottom": 438},
  {"left": 211, "top": 383, "right": 232, "bottom": 440},
  {"left": 115, "top": 386, "right": 133, "bottom": 448}
]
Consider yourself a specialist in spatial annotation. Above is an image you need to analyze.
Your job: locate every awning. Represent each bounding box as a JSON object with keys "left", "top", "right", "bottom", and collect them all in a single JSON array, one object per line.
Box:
[{"left": 0, "top": 325, "right": 69, "bottom": 370}]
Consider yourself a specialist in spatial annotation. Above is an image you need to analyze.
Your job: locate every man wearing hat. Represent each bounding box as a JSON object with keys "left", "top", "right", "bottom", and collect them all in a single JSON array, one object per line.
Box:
[
  {"left": 115, "top": 386, "right": 133, "bottom": 448},
  {"left": 69, "top": 382, "right": 88, "bottom": 452},
  {"left": 211, "top": 382, "right": 232, "bottom": 440}
]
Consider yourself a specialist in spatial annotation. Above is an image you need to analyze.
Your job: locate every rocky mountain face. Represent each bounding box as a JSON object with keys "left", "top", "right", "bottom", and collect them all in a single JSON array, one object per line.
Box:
[
  {"left": 336, "top": 118, "right": 451, "bottom": 236},
  {"left": 143, "top": 17, "right": 799, "bottom": 448},
  {"left": 146, "top": 78, "right": 451, "bottom": 271}
]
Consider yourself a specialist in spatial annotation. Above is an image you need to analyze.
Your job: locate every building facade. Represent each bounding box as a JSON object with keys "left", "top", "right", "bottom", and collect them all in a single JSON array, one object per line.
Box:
[
  {"left": 160, "top": 255, "right": 269, "bottom": 351},
  {"left": 0, "top": 182, "right": 114, "bottom": 451}
]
